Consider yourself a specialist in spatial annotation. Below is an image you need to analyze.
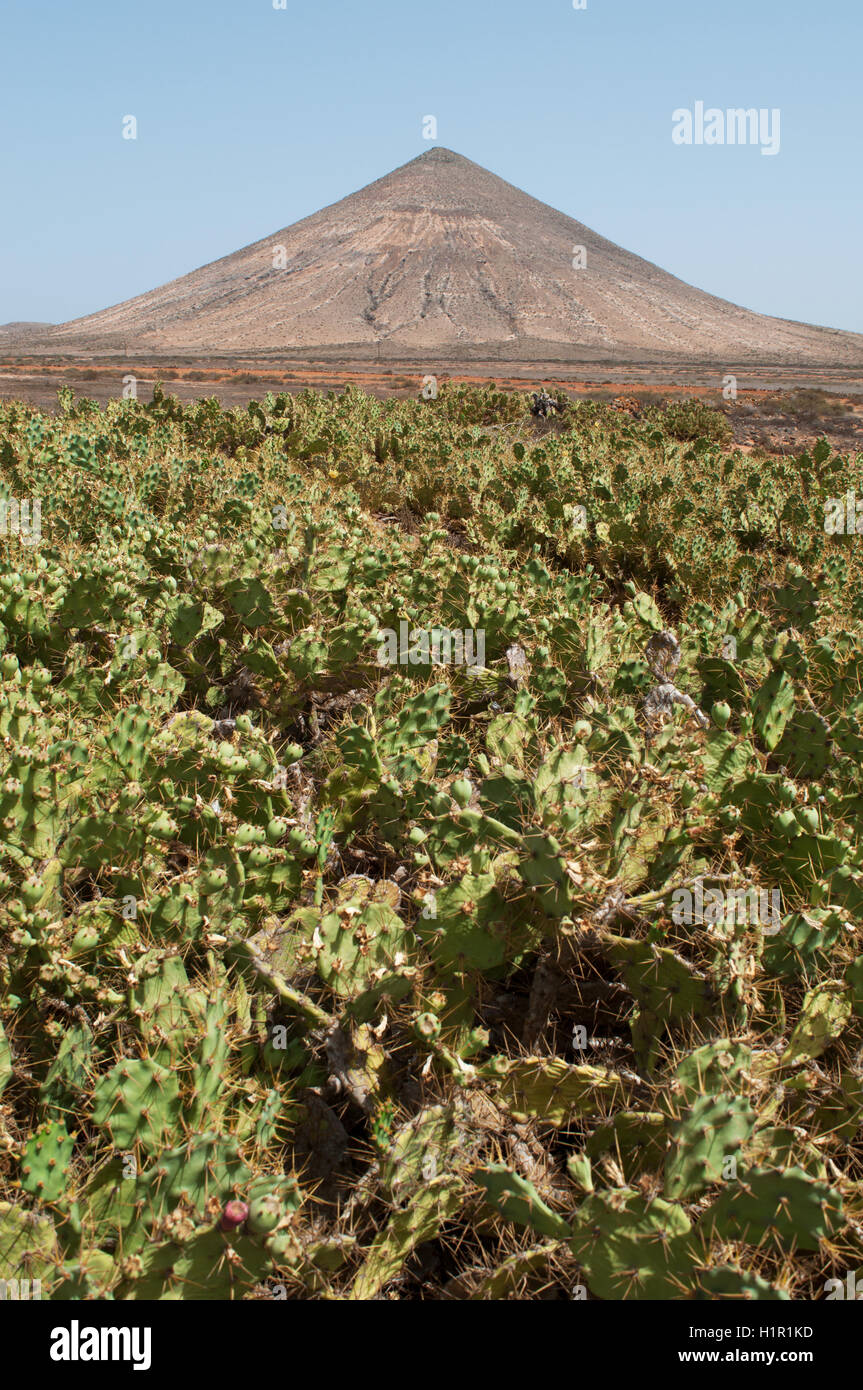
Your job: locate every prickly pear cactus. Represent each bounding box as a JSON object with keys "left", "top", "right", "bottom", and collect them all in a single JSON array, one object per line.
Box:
[
  {"left": 570, "top": 1190, "right": 696, "bottom": 1300},
  {"left": 2, "top": 385, "right": 862, "bottom": 1302},
  {"left": 19, "top": 1119, "right": 75, "bottom": 1203},
  {"left": 473, "top": 1165, "right": 571, "bottom": 1239},
  {"left": 664, "top": 1094, "right": 755, "bottom": 1199}
]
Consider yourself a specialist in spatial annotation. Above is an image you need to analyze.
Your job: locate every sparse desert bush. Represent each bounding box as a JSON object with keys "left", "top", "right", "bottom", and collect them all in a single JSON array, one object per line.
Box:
[{"left": 764, "top": 387, "right": 851, "bottom": 420}]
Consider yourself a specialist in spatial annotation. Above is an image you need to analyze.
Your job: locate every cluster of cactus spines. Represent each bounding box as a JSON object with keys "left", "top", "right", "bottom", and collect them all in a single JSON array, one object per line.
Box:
[{"left": 2, "top": 386, "right": 862, "bottom": 1300}]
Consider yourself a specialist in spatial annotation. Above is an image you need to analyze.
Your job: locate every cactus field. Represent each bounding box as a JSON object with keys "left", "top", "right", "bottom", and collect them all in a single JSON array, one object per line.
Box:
[{"left": 2, "top": 380, "right": 863, "bottom": 1301}]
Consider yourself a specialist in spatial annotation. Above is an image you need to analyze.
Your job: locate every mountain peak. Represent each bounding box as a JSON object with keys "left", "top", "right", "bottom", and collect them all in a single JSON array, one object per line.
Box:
[
  {"left": 52, "top": 151, "right": 863, "bottom": 364},
  {"left": 411, "top": 146, "right": 469, "bottom": 163}
]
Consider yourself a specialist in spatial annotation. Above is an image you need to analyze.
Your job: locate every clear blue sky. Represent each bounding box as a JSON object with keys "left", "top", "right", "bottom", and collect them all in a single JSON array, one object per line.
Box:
[{"left": 1, "top": 0, "right": 860, "bottom": 332}]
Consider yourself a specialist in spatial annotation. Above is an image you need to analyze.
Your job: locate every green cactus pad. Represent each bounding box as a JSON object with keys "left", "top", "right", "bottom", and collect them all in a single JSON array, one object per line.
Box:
[{"left": 473, "top": 1165, "right": 571, "bottom": 1240}]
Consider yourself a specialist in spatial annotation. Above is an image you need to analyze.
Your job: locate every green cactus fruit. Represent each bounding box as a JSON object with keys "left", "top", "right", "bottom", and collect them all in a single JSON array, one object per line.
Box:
[
  {"left": 146, "top": 810, "right": 180, "bottom": 841},
  {"left": 794, "top": 805, "right": 820, "bottom": 834},
  {"left": 245, "top": 1194, "right": 281, "bottom": 1236},
  {"left": 711, "top": 701, "right": 731, "bottom": 729},
  {"left": 266, "top": 816, "right": 289, "bottom": 843},
  {"left": 265, "top": 1227, "right": 303, "bottom": 1267},
  {"left": 234, "top": 822, "right": 267, "bottom": 847},
  {"left": 414, "top": 1012, "right": 441, "bottom": 1041},
  {"left": 775, "top": 779, "right": 797, "bottom": 808},
  {"left": 244, "top": 1175, "right": 302, "bottom": 1236},
  {"left": 200, "top": 866, "right": 229, "bottom": 893},
  {"left": 774, "top": 808, "right": 798, "bottom": 839},
  {"left": 287, "top": 826, "right": 317, "bottom": 858},
  {"left": 566, "top": 1154, "right": 594, "bottom": 1193},
  {"left": 450, "top": 777, "right": 473, "bottom": 808}
]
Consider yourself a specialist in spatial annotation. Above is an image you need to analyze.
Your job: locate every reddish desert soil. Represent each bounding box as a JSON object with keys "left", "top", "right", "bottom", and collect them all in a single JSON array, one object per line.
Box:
[
  {"left": 2, "top": 355, "right": 862, "bottom": 397},
  {"left": 2, "top": 356, "right": 862, "bottom": 455}
]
